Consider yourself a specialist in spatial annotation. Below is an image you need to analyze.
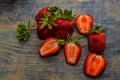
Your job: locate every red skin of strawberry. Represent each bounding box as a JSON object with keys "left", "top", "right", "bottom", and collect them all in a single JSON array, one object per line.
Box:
[
  {"left": 88, "top": 33, "right": 106, "bottom": 53},
  {"left": 84, "top": 52, "right": 106, "bottom": 77},
  {"left": 76, "top": 14, "right": 93, "bottom": 34},
  {"left": 38, "top": 37, "right": 60, "bottom": 57},
  {"left": 35, "top": 7, "right": 49, "bottom": 22},
  {"left": 55, "top": 18, "right": 74, "bottom": 39},
  {"left": 64, "top": 42, "right": 81, "bottom": 65},
  {"left": 37, "top": 23, "right": 55, "bottom": 39}
]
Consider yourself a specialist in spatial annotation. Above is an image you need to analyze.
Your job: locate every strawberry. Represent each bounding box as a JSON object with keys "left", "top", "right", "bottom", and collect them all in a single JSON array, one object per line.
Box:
[
  {"left": 36, "top": 6, "right": 62, "bottom": 39},
  {"left": 76, "top": 14, "right": 93, "bottom": 34},
  {"left": 36, "top": 12, "right": 56, "bottom": 39},
  {"left": 39, "top": 37, "right": 65, "bottom": 57},
  {"left": 84, "top": 52, "right": 106, "bottom": 77},
  {"left": 35, "top": 7, "right": 49, "bottom": 22},
  {"left": 88, "top": 26, "right": 106, "bottom": 53},
  {"left": 64, "top": 35, "right": 82, "bottom": 65},
  {"left": 35, "top": 6, "right": 61, "bottom": 23},
  {"left": 55, "top": 10, "right": 75, "bottom": 39},
  {"left": 36, "top": 23, "right": 55, "bottom": 39}
]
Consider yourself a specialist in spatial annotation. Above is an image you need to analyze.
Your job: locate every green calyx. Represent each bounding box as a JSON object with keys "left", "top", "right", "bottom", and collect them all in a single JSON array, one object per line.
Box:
[
  {"left": 16, "top": 20, "right": 35, "bottom": 42},
  {"left": 39, "top": 12, "right": 56, "bottom": 30},
  {"left": 56, "top": 34, "right": 82, "bottom": 45},
  {"left": 56, "top": 39, "right": 66, "bottom": 46},
  {"left": 39, "top": 6, "right": 62, "bottom": 30},
  {"left": 48, "top": 6, "right": 62, "bottom": 16},
  {"left": 60, "top": 9, "right": 75, "bottom": 21},
  {"left": 66, "top": 34, "right": 82, "bottom": 44},
  {"left": 88, "top": 25, "right": 105, "bottom": 34}
]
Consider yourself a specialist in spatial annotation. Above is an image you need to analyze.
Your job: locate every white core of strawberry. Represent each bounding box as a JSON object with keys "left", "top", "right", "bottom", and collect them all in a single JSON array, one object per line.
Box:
[{"left": 67, "top": 43, "right": 78, "bottom": 63}]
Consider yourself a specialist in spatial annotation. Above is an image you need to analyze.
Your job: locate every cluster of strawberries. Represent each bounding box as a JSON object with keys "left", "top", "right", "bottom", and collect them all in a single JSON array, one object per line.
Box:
[{"left": 35, "top": 6, "right": 106, "bottom": 77}]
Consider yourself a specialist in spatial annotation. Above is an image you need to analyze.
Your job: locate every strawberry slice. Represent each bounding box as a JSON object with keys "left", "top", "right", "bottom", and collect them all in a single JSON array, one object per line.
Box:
[
  {"left": 88, "top": 26, "right": 106, "bottom": 53},
  {"left": 39, "top": 37, "right": 60, "bottom": 57},
  {"left": 39, "top": 37, "right": 65, "bottom": 57},
  {"left": 64, "top": 42, "right": 81, "bottom": 64},
  {"left": 76, "top": 14, "right": 93, "bottom": 34},
  {"left": 64, "top": 36, "right": 82, "bottom": 65},
  {"left": 84, "top": 52, "right": 106, "bottom": 77}
]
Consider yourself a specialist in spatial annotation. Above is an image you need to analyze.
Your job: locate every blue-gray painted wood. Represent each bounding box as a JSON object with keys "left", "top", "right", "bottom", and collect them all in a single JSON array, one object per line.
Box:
[{"left": 0, "top": 0, "right": 120, "bottom": 80}]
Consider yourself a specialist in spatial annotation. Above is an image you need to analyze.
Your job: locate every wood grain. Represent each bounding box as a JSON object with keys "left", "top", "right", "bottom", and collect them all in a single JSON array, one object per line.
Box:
[{"left": 0, "top": 0, "right": 120, "bottom": 80}]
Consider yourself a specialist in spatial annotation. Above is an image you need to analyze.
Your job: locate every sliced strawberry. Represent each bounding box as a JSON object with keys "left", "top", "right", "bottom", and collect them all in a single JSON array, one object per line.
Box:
[
  {"left": 84, "top": 52, "right": 106, "bottom": 77},
  {"left": 64, "top": 42, "right": 81, "bottom": 64},
  {"left": 76, "top": 14, "right": 93, "bottom": 34},
  {"left": 39, "top": 37, "right": 60, "bottom": 57},
  {"left": 88, "top": 26, "right": 106, "bottom": 53},
  {"left": 64, "top": 35, "right": 82, "bottom": 65}
]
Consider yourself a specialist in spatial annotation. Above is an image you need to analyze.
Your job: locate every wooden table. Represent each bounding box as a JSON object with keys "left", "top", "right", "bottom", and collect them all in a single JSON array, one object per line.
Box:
[{"left": 0, "top": 0, "right": 120, "bottom": 80}]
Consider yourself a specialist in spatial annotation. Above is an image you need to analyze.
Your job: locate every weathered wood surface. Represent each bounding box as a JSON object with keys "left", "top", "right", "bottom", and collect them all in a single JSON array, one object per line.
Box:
[{"left": 0, "top": 0, "right": 120, "bottom": 80}]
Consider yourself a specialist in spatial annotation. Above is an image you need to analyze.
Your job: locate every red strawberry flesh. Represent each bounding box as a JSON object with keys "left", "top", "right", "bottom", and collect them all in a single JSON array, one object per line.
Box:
[
  {"left": 84, "top": 52, "right": 106, "bottom": 77},
  {"left": 39, "top": 37, "right": 60, "bottom": 56},
  {"left": 76, "top": 14, "right": 93, "bottom": 34},
  {"left": 64, "top": 42, "right": 81, "bottom": 64}
]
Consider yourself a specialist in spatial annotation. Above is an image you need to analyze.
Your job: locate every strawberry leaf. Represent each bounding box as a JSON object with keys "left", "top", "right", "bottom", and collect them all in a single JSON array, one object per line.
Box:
[
  {"left": 16, "top": 21, "right": 35, "bottom": 42},
  {"left": 88, "top": 25, "right": 105, "bottom": 34}
]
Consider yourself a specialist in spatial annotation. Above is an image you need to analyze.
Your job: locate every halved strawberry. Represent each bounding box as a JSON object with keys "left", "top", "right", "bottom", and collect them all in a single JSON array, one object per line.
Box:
[
  {"left": 88, "top": 26, "right": 106, "bottom": 53},
  {"left": 64, "top": 36, "right": 82, "bottom": 65},
  {"left": 84, "top": 52, "right": 106, "bottom": 77},
  {"left": 39, "top": 37, "right": 65, "bottom": 57},
  {"left": 76, "top": 14, "right": 93, "bottom": 34}
]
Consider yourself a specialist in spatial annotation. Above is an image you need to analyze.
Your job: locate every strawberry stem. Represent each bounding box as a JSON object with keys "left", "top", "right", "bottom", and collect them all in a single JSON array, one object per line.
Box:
[
  {"left": 88, "top": 25, "right": 105, "bottom": 34},
  {"left": 56, "top": 39, "right": 66, "bottom": 45},
  {"left": 66, "top": 34, "right": 82, "bottom": 43}
]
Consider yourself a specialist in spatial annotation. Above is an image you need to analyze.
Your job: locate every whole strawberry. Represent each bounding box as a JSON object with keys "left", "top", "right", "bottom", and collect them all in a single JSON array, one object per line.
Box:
[
  {"left": 35, "top": 7, "right": 49, "bottom": 22},
  {"left": 88, "top": 25, "right": 106, "bottom": 53},
  {"left": 35, "top": 6, "right": 61, "bottom": 23},
  {"left": 55, "top": 9, "right": 75, "bottom": 39},
  {"left": 36, "top": 13, "right": 56, "bottom": 39}
]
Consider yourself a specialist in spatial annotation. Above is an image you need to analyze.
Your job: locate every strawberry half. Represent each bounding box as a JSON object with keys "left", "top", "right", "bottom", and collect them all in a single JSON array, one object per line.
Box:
[
  {"left": 88, "top": 26, "right": 106, "bottom": 53},
  {"left": 84, "top": 52, "right": 106, "bottom": 77},
  {"left": 39, "top": 37, "right": 65, "bottom": 57},
  {"left": 55, "top": 9, "right": 75, "bottom": 39},
  {"left": 64, "top": 35, "right": 82, "bottom": 65},
  {"left": 76, "top": 14, "right": 93, "bottom": 34}
]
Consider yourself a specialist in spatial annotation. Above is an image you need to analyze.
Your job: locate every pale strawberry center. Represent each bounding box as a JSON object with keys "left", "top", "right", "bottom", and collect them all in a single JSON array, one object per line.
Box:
[{"left": 67, "top": 44, "right": 77, "bottom": 63}]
